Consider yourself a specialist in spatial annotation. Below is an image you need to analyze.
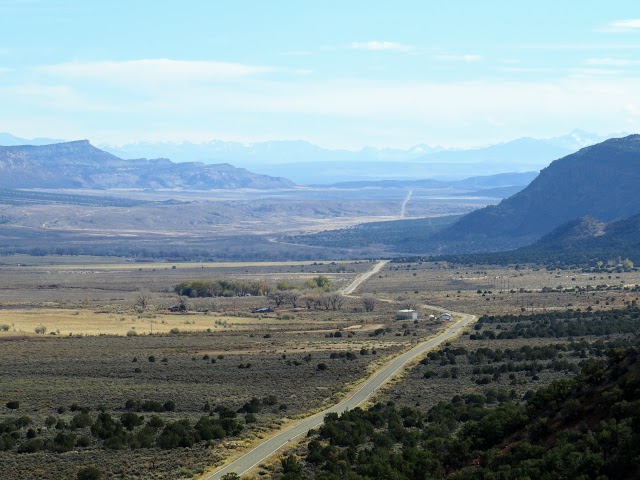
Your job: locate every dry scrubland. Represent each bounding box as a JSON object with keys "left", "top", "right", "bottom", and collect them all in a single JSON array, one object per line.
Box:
[
  {"left": 0, "top": 257, "right": 442, "bottom": 479},
  {"left": 361, "top": 261, "right": 640, "bottom": 315},
  {"left": 271, "top": 304, "right": 640, "bottom": 480},
  {"left": 3, "top": 256, "right": 639, "bottom": 479}
]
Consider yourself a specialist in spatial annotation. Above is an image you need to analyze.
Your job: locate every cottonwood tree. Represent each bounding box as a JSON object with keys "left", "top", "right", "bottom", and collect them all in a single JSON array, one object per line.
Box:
[
  {"left": 269, "top": 291, "right": 286, "bottom": 308},
  {"left": 320, "top": 293, "right": 346, "bottom": 311},
  {"left": 401, "top": 298, "right": 420, "bottom": 310},
  {"left": 362, "top": 296, "right": 376, "bottom": 312},
  {"left": 135, "top": 290, "right": 153, "bottom": 311},
  {"left": 318, "top": 294, "right": 332, "bottom": 310},
  {"left": 284, "top": 291, "right": 300, "bottom": 308},
  {"left": 176, "top": 296, "right": 189, "bottom": 312},
  {"left": 302, "top": 294, "right": 318, "bottom": 310}
]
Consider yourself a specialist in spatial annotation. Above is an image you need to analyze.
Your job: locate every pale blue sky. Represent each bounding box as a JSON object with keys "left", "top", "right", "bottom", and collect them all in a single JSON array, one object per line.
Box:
[{"left": 1, "top": 0, "right": 639, "bottom": 148}]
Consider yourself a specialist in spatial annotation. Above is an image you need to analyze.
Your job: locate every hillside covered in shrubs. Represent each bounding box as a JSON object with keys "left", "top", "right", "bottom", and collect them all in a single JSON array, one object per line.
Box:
[{"left": 298, "top": 339, "right": 640, "bottom": 479}]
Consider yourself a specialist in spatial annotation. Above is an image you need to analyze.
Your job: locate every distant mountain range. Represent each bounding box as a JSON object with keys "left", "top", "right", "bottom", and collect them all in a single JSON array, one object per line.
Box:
[
  {"left": 0, "top": 137, "right": 543, "bottom": 194},
  {"left": 100, "top": 130, "right": 613, "bottom": 184},
  {"left": 0, "top": 130, "right": 617, "bottom": 184},
  {"left": 0, "top": 141, "right": 294, "bottom": 190}
]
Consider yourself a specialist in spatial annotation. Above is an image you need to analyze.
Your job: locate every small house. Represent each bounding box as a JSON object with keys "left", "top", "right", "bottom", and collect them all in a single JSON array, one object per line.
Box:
[{"left": 397, "top": 309, "right": 418, "bottom": 321}]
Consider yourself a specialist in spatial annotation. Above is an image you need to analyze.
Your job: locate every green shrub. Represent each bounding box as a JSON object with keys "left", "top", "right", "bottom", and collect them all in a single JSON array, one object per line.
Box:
[
  {"left": 147, "top": 415, "right": 164, "bottom": 429},
  {"left": 52, "top": 432, "right": 76, "bottom": 452},
  {"left": 77, "top": 466, "right": 102, "bottom": 480},
  {"left": 17, "top": 438, "right": 45, "bottom": 453},
  {"left": 76, "top": 435, "right": 91, "bottom": 448},
  {"left": 70, "top": 413, "right": 93, "bottom": 429},
  {"left": 120, "top": 412, "right": 144, "bottom": 431}
]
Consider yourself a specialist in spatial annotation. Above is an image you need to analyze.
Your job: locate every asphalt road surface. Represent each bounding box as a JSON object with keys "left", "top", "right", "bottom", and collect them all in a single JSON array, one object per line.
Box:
[{"left": 204, "top": 308, "right": 476, "bottom": 479}]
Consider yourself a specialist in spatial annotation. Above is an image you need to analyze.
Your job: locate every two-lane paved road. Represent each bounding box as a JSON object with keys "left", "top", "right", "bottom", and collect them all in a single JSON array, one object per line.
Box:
[{"left": 204, "top": 307, "right": 476, "bottom": 479}]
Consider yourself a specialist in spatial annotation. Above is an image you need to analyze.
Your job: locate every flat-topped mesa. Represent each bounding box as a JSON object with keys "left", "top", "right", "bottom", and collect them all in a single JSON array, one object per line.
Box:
[{"left": 0, "top": 141, "right": 295, "bottom": 190}]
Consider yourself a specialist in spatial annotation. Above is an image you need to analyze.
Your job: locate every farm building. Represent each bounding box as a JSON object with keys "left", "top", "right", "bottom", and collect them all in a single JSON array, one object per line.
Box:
[{"left": 396, "top": 309, "right": 418, "bottom": 320}]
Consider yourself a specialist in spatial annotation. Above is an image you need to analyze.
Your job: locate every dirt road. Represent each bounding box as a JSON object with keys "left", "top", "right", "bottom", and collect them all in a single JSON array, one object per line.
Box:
[{"left": 341, "top": 260, "right": 388, "bottom": 295}]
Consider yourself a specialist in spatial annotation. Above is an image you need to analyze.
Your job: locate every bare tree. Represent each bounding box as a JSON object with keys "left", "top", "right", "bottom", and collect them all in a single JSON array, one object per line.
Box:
[
  {"left": 284, "top": 291, "right": 300, "bottom": 308},
  {"left": 328, "top": 293, "right": 346, "bottom": 311},
  {"left": 269, "top": 291, "right": 286, "bottom": 308},
  {"left": 302, "top": 294, "right": 318, "bottom": 310},
  {"left": 318, "top": 293, "right": 333, "bottom": 311},
  {"left": 135, "top": 290, "right": 153, "bottom": 311},
  {"left": 401, "top": 298, "right": 420, "bottom": 311},
  {"left": 362, "top": 296, "right": 376, "bottom": 312},
  {"left": 178, "top": 295, "right": 189, "bottom": 312}
]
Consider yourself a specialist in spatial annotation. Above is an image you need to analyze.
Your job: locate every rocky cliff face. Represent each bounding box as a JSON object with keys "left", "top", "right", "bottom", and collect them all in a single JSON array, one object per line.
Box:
[{"left": 430, "top": 134, "right": 640, "bottom": 253}]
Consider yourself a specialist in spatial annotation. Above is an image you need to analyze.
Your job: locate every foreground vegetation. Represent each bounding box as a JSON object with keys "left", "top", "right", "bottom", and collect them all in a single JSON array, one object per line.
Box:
[
  {"left": 301, "top": 344, "right": 639, "bottom": 479},
  {"left": 4, "top": 256, "right": 640, "bottom": 479},
  {"left": 264, "top": 306, "right": 640, "bottom": 480}
]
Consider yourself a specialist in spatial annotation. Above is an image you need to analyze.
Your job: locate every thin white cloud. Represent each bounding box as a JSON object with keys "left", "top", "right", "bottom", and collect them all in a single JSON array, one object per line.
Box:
[
  {"left": 569, "top": 68, "right": 623, "bottom": 77},
  {"left": 599, "top": 19, "right": 640, "bottom": 33},
  {"left": 350, "top": 41, "right": 414, "bottom": 53},
  {"left": 4, "top": 60, "right": 640, "bottom": 148},
  {"left": 497, "top": 66, "right": 554, "bottom": 73},
  {"left": 587, "top": 57, "right": 640, "bottom": 66},
  {"left": 435, "top": 54, "right": 483, "bottom": 62},
  {"left": 2, "top": 83, "right": 127, "bottom": 112},
  {"left": 38, "top": 59, "right": 274, "bottom": 83}
]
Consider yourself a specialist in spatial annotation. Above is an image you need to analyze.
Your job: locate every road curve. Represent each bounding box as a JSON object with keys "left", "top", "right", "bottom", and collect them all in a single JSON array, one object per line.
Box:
[{"left": 203, "top": 308, "right": 476, "bottom": 479}]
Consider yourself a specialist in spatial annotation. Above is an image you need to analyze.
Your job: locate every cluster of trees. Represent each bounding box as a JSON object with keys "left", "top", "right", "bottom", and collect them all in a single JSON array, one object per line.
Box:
[
  {"left": 471, "top": 307, "right": 640, "bottom": 340},
  {"left": 433, "top": 246, "right": 640, "bottom": 270},
  {"left": 175, "top": 279, "right": 272, "bottom": 297},
  {"left": 0, "top": 398, "right": 250, "bottom": 454},
  {"left": 303, "top": 345, "right": 640, "bottom": 479},
  {"left": 87, "top": 411, "right": 243, "bottom": 450},
  {"left": 419, "top": 343, "right": 584, "bottom": 384},
  {"left": 267, "top": 290, "right": 349, "bottom": 312},
  {"left": 174, "top": 275, "right": 336, "bottom": 301},
  {"left": 124, "top": 399, "right": 175, "bottom": 413}
]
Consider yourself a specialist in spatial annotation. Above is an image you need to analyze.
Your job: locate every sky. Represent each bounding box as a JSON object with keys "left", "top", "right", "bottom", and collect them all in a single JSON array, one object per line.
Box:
[{"left": 0, "top": 0, "right": 639, "bottom": 149}]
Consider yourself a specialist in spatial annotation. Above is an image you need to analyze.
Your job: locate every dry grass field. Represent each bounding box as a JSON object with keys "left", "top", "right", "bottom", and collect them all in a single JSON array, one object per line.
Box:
[
  {"left": 0, "top": 256, "right": 445, "bottom": 479},
  {"left": 0, "top": 258, "right": 372, "bottom": 307},
  {"left": 362, "top": 261, "right": 640, "bottom": 315}
]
